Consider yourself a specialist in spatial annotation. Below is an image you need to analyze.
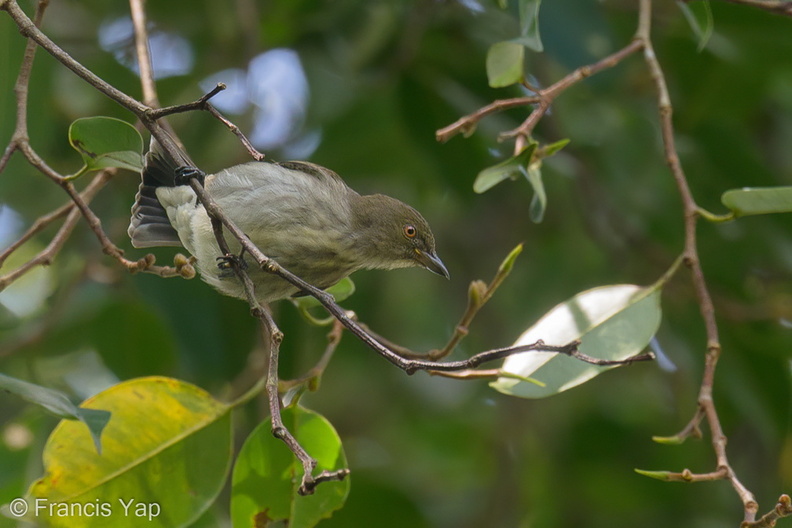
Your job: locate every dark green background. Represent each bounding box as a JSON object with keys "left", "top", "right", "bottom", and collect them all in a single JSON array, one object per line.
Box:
[{"left": 1, "top": 1, "right": 791, "bottom": 526}]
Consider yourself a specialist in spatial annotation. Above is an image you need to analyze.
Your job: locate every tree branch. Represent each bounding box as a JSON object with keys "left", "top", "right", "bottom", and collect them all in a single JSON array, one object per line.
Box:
[
  {"left": 742, "top": 495, "right": 792, "bottom": 528},
  {"left": 715, "top": 0, "right": 792, "bottom": 16},
  {"left": 435, "top": 39, "right": 644, "bottom": 153},
  {"left": 636, "top": 0, "right": 760, "bottom": 521},
  {"left": 0, "top": 171, "right": 113, "bottom": 290}
]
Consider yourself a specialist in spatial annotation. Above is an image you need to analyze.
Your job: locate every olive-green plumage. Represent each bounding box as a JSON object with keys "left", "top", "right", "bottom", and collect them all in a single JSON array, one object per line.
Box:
[{"left": 128, "top": 141, "right": 448, "bottom": 303}]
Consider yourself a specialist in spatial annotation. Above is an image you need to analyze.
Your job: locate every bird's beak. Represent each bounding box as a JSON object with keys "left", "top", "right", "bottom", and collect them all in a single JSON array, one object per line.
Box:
[{"left": 414, "top": 249, "right": 450, "bottom": 279}]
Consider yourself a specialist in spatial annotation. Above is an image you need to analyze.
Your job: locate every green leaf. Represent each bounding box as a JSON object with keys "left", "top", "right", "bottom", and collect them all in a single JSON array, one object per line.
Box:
[
  {"left": 721, "top": 186, "right": 792, "bottom": 217},
  {"left": 541, "top": 138, "right": 570, "bottom": 158},
  {"left": 634, "top": 469, "right": 673, "bottom": 481},
  {"left": 68, "top": 116, "right": 144, "bottom": 176},
  {"left": 486, "top": 41, "right": 525, "bottom": 88},
  {"left": 292, "top": 277, "right": 356, "bottom": 325},
  {"left": 526, "top": 164, "right": 546, "bottom": 223},
  {"left": 292, "top": 277, "right": 356, "bottom": 311},
  {"left": 0, "top": 373, "right": 110, "bottom": 454},
  {"left": 92, "top": 300, "right": 178, "bottom": 378},
  {"left": 677, "top": 0, "right": 713, "bottom": 52},
  {"left": 498, "top": 243, "right": 524, "bottom": 275},
  {"left": 231, "top": 405, "right": 349, "bottom": 528},
  {"left": 25, "top": 376, "right": 232, "bottom": 528},
  {"left": 652, "top": 434, "right": 687, "bottom": 445},
  {"left": 473, "top": 142, "right": 536, "bottom": 194},
  {"left": 517, "top": 0, "right": 543, "bottom": 52},
  {"left": 491, "top": 284, "right": 662, "bottom": 398}
]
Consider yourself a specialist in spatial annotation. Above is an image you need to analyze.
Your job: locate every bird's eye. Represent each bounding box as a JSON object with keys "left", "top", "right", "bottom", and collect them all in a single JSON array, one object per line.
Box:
[{"left": 403, "top": 224, "right": 417, "bottom": 238}]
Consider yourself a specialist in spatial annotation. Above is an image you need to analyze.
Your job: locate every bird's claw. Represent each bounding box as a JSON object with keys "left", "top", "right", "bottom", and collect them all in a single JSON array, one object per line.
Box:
[
  {"left": 175, "top": 166, "right": 206, "bottom": 186},
  {"left": 216, "top": 253, "right": 248, "bottom": 277}
]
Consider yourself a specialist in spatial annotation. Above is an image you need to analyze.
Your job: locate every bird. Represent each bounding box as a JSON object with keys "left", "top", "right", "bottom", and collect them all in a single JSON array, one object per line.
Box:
[{"left": 128, "top": 139, "right": 449, "bottom": 304}]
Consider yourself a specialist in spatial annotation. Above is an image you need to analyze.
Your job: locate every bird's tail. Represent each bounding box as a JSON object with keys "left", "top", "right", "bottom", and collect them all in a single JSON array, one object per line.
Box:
[{"left": 127, "top": 135, "right": 194, "bottom": 248}]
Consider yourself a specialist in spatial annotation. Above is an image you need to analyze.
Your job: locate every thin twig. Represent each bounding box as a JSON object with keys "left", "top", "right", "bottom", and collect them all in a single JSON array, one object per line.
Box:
[
  {"left": 279, "top": 319, "right": 345, "bottom": 393},
  {"left": 741, "top": 495, "right": 792, "bottom": 528},
  {"left": 0, "top": 0, "right": 48, "bottom": 173},
  {"left": 716, "top": 0, "right": 792, "bottom": 16},
  {"left": 147, "top": 86, "right": 265, "bottom": 161},
  {"left": 647, "top": 467, "right": 729, "bottom": 482},
  {"left": 435, "top": 40, "right": 643, "bottom": 150},
  {"left": 0, "top": 169, "right": 110, "bottom": 268},
  {"left": 0, "top": 171, "right": 113, "bottom": 290},
  {"left": 500, "top": 39, "right": 644, "bottom": 148},
  {"left": 219, "top": 224, "right": 349, "bottom": 495},
  {"left": 436, "top": 96, "right": 540, "bottom": 143},
  {"left": 2, "top": 0, "right": 147, "bottom": 116},
  {"left": 129, "top": 0, "right": 158, "bottom": 107},
  {"left": 204, "top": 103, "right": 265, "bottom": 161},
  {"left": 637, "top": 0, "right": 759, "bottom": 521}
]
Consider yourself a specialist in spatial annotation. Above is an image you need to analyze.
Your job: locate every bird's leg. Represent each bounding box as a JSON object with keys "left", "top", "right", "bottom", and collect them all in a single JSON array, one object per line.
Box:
[{"left": 175, "top": 165, "right": 206, "bottom": 186}]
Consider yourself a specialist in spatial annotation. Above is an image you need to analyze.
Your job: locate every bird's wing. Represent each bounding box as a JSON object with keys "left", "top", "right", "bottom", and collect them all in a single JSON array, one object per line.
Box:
[
  {"left": 128, "top": 136, "right": 195, "bottom": 248},
  {"left": 275, "top": 161, "right": 347, "bottom": 187},
  {"left": 206, "top": 160, "right": 352, "bottom": 201}
]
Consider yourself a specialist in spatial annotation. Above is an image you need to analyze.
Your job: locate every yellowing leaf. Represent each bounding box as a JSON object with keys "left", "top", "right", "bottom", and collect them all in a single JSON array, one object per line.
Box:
[{"left": 25, "top": 376, "right": 232, "bottom": 527}]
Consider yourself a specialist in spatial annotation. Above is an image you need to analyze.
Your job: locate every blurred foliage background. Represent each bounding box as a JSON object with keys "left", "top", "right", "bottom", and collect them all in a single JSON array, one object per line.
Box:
[{"left": 1, "top": 0, "right": 792, "bottom": 526}]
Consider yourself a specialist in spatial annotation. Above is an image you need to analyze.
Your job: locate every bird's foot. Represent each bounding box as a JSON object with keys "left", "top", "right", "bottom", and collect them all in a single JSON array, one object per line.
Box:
[
  {"left": 175, "top": 166, "right": 206, "bottom": 186},
  {"left": 216, "top": 252, "right": 248, "bottom": 278}
]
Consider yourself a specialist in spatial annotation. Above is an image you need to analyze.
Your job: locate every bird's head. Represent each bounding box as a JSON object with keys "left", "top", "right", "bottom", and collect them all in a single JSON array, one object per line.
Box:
[{"left": 351, "top": 194, "right": 449, "bottom": 279}]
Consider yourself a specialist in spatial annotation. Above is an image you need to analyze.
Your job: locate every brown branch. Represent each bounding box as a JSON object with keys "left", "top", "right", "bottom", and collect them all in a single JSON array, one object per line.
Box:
[
  {"left": 148, "top": 86, "right": 265, "bottom": 161},
  {"left": 500, "top": 39, "right": 644, "bottom": 149},
  {"left": 742, "top": 495, "right": 792, "bottom": 528},
  {"left": 636, "top": 0, "right": 762, "bottom": 522},
  {"left": 204, "top": 103, "right": 266, "bottom": 161},
  {"left": 367, "top": 249, "right": 520, "bottom": 362},
  {"left": 0, "top": 0, "right": 47, "bottom": 173},
  {"left": 2, "top": 0, "right": 147, "bottom": 116},
  {"left": 0, "top": 170, "right": 109, "bottom": 268},
  {"left": 662, "top": 467, "right": 728, "bottom": 482},
  {"left": 58, "top": 178, "right": 184, "bottom": 277},
  {"left": 279, "top": 319, "right": 345, "bottom": 393},
  {"left": 715, "top": 0, "right": 792, "bottom": 16},
  {"left": 0, "top": 171, "right": 113, "bottom": 290},
  {"left": 129, "top": 0, "right": 158, "bottom": 107},
  {"left": 436, "top": 96, "right": 540, "bottom": 143},
  {"left": 435, "top": 40, "right": 643, "bottom": 151},
  {"left": 218, "top": 228, "right": 349, "bottom": 495}
]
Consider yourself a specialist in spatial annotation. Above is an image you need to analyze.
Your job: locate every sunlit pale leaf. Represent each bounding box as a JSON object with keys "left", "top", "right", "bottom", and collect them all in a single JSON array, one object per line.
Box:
[
  {"left": 721, "top": 186, "right": 792, "bottom": 217},
  {"left": 491, "top": 284, "right": 661, "bottom": 398},
  {"left": 25, "top": 377, "right": 232, "bottom": 528},
  {"left": 231, "top": 405, "right": 349, "bottom": 528}
]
